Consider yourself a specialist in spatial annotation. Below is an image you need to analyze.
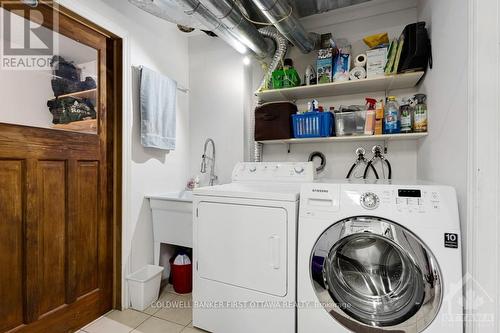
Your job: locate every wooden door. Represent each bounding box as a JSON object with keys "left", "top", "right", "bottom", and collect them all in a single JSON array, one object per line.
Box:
[{"left": 0, "top": 2, "right": 121, "bottom": 332}]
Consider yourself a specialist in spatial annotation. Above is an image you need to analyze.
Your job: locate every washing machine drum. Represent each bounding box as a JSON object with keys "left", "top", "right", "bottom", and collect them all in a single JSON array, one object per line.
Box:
[{"left": 311, "top": 217, "right": 442, "bottom": 332}]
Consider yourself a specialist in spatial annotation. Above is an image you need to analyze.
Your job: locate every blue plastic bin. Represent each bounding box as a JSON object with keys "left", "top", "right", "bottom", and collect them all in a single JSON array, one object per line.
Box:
[{"left": 292, "top": 112, "right": 334, "bottom": 138}]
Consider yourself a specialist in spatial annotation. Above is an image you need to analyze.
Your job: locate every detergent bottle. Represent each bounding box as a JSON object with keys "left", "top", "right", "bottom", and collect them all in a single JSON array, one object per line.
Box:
[
  {"left": 364, "top": 98, "right": 377, "bottom": 135},
  {"left": 384, "top": 96, "right": 400, "bottom": 134}
]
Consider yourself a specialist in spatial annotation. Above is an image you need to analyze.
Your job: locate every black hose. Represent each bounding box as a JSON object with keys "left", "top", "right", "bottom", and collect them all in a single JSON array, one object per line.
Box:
[
  {"left": 363, "top": 161, "right": 380, "bottom": 179},
  {"left": 385, "top": 159, "right": 392, "bottom": 180},
  {"left": 346, "top": 163, "right": 357, "bottom": 179}
]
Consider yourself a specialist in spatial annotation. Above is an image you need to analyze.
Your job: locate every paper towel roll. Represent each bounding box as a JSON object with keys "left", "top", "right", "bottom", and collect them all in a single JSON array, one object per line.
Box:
[
  {"left": 350, "top": 67, "right": 367, "bottom": 80},
  {"left": 355, "top": 54, "right": 367, "bottom": 67}
]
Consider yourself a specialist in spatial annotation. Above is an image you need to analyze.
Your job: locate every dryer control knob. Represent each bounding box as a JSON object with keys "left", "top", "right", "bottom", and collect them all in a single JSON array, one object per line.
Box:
[
  {"left": 249, "top": 166, "right": 257, "bottom": 173},
  {"left": 360, "top": 192, "right": 380, "bottom": 210}
]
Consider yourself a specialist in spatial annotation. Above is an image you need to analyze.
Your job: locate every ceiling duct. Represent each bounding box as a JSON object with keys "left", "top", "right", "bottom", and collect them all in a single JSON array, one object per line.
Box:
[
  {"left": 173, "top": 0, "right": 272, "bottom": 58},
  {"left": 198, "top": 0, "right": 274, "bottom": 58},
  {"left": 129, "top": 0, "right": 206, "bottom": 30},
  {"left": 129, "top": 0, "right": 271, "bottom": 58},
  {"left": 250, "top": 0, "right": 319, "bottom": 53}
]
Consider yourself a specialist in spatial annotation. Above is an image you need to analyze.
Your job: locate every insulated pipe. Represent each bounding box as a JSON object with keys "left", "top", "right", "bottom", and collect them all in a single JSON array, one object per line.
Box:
[
  {"left": 174, "top": 0, "right": 272, "bottom": 58},
  {"left": 130, "top": 0, "right": 250, "bottom": 55},
  {"left": 173, "top": 0, "right": 252, "bottom": 54},
  {"left": 251, "top": 0, "right": 318, "bottom": 53},
  {"left": 199, "top": 0, "right": 273, "bottom": 59},
  {"left": 250, "top": 27, "right": 288, "bottom": 162}
]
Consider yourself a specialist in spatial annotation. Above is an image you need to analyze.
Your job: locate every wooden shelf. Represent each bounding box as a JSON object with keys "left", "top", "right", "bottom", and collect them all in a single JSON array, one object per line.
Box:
[
  {"left": 49, "top": 88, "right": 97, "bottom": 101},
  {"left": 255, "top": 72, "right": 425, "bottom": 103},
  {"left": 257, "top": 133, "right": 427, "bottom": 145},
  {"left": 52, "top": 119, "right": 97, "bottom": 134}
]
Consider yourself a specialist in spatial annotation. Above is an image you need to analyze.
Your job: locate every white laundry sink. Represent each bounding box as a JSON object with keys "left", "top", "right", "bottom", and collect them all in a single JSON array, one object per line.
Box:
[{"left": 147, "top": 191, "right": 193, "bottom": 265}]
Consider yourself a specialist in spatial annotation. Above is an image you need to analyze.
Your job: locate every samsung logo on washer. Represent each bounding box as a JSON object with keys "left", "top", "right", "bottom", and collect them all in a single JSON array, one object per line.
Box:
[{"left": 312, "top": 189, "right": 329, "bottom": 193}]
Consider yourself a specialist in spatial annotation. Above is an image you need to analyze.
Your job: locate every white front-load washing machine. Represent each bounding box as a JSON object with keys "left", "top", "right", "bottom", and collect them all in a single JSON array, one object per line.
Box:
[
  {"left": 298, "top": 181, "right": 463, "bottom": 332},
  {"left": 192, "top": 162, "right": 315, "bottom": 333}
]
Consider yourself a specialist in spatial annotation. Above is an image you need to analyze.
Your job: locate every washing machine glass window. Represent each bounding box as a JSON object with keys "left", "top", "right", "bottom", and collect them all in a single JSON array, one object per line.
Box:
[{"left": 310, "top": 217, "right": 443, "bottom": 332}]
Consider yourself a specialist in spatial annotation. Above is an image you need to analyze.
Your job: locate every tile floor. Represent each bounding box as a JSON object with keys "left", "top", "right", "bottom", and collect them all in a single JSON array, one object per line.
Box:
[{"left": 79, "top": 285, "right": 206, "bottom": 333}]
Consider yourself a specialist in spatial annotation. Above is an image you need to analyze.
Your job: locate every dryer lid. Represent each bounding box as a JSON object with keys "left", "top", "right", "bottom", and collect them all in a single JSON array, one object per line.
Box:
[{"left": 194, "top": 182, "right": 301, "bottom": 202}]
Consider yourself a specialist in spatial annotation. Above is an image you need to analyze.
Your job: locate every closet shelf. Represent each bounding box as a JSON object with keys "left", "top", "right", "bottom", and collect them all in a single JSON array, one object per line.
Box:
[
  {"left": 48, "top": 88, "right": 97, "bottom": 101},
  {"left": 257, "top": 133, "right": 428, "bottom": 145},
  {"left": 255, "top": 71, "right": 425, "bottom": 103}
]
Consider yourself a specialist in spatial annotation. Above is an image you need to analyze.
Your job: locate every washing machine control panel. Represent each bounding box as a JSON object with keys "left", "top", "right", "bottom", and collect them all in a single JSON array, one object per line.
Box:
[
  {"left": 232, "top": 162, "right": 315, "bottom": 182},
  {"left": 372, "top": 188, "right": 441, "bottom": 213}
]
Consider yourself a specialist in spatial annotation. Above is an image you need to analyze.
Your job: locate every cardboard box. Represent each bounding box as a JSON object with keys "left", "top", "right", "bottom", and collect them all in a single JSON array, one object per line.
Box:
[{"left": 366, "top": 47, "right": 388, "bottom": 78}]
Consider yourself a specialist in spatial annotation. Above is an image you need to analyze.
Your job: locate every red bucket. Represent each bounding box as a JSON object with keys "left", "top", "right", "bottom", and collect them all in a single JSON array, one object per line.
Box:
[{"left": 171, "top": 260, "right": 192, "bottom": 294}]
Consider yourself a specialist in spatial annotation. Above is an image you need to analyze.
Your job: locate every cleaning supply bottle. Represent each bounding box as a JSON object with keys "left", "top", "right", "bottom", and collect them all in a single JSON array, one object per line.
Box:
[
  {"left": 413, "top": 94, "right": 428, "bottom": 132},
  {"left": 384, "top": 96, "right": 400, "bottom": 134},
  {"left": 374, "top": 99, "right": 384, "bottom": 135},
  {"left": 364, "top": 98, "right": 376, "bottom": 135},
  {"left": 400, "top": 97, "right": 413, "bottom": 133}
]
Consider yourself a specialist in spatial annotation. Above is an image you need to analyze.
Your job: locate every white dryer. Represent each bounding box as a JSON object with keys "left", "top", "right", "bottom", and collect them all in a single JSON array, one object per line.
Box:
[
  {"left": 192, "top": 162, "right": 315, "bottom": 333},
  {"left": 298, "top": 181, "right": 463, "bottom": 333}
]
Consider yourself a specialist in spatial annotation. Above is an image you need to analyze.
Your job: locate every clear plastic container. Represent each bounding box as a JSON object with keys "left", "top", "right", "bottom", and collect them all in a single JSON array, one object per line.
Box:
[{"left": 335, "top": 111, "right": 368, "bottom": 136}]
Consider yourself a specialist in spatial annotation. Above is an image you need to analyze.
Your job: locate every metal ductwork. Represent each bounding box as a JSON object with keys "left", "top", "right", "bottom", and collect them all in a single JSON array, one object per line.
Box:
[
  {"left": 250, "top": 0, "right": 318, "bottom": 53},
  {"left": 129, "top": 0, "right": 271, "bottom": 58},
  {"left": 173, "top": 0, "right": 273, "bottom": 58},
  {"left": 198, "top": 0, "right": 274, "bottom": 59}
]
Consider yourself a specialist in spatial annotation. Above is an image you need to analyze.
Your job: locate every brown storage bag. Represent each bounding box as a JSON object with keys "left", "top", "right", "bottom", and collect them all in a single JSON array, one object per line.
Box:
[{"left": 254, "top": 101, "right": 298, "bottom": 141}]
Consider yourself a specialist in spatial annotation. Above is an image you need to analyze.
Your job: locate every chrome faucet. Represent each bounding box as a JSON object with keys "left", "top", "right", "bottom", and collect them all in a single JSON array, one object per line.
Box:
[{"left": 200, "top": 138, "right": 217, "bottom": 186}]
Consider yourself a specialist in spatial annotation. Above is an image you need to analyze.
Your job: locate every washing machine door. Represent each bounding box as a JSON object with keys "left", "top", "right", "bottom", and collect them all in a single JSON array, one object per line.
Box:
[{"left": 311, "top": 217, "right": 442, "bottom": 332}]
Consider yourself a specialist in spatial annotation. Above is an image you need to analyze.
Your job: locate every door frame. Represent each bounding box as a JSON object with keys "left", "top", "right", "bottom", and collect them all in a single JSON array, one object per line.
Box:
[{"left": 467, "top": 0, "right": 500, "bottom": 332}]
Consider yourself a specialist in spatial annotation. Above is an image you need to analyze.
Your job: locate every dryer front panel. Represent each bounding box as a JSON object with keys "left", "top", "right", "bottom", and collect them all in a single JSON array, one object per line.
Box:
[
  {"left": 197, "top": 202, "right": 288, "bottom": 297},
  {"left": 311, "top": 216, "right": 442, "bottom": 332}
]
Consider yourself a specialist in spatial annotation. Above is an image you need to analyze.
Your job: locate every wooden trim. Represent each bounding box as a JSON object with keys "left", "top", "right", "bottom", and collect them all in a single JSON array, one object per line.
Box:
[
  {"left": 108, "top": 37, "right": 123, "bottom": 310},
  {"left": 467, "top": 0, "right": 500, "bottom": 332}
]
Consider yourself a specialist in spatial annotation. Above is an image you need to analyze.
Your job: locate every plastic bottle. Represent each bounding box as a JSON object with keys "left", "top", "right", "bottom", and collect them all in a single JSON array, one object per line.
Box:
[
  {"left": 384, "top": 96, "right": 400, "bottom": 134},
  {"left": 364, "top": 98, "right": 377, "bottom": 135},
  {"left": 400, "top": 97, "right": 413, "bottom": 133},
  {"left": 413, "top": 94, "right": 428, "bottom": 132},
  {"left": 374, "top": 100, "right": 384, "bottom": 135}
]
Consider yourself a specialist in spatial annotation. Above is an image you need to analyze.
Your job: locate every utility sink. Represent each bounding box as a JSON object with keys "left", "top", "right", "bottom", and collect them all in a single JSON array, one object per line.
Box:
[{"left": 147, "top": 191, "right": 193, "bottom": 265}]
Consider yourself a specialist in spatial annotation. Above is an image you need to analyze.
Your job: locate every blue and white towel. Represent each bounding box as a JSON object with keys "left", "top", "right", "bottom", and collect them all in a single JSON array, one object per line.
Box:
[{"left": 140, "top": 66, "right": 177, "bottom": 150}]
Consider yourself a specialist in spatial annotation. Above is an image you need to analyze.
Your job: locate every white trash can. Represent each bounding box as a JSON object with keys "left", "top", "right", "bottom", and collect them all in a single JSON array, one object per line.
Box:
[{"left": 127, "top": 265, "right": 164, "bottom": 311}]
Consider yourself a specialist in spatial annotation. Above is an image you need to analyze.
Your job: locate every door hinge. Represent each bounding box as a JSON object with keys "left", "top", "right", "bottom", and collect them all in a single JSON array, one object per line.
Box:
[
  {"left": 196, "top": 208, "right": 199, "bottom": 217},
  {"left": 196, "top": 261, "right": 199, "bottom": 271}
]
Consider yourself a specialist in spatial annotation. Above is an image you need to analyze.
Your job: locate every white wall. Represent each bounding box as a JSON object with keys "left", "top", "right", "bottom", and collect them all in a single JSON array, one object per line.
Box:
[
  {"left": 255, "top": 1, "right": 419, "bottom": 180},
  {"left": 188, "top": 34, "right": 245, "bottom": 185},
  {"left": 60, "top": 0, "right": 191, "bottom": 308},
  {"left": 416, "top": 0, "right": 468, "bottom": 248}
]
